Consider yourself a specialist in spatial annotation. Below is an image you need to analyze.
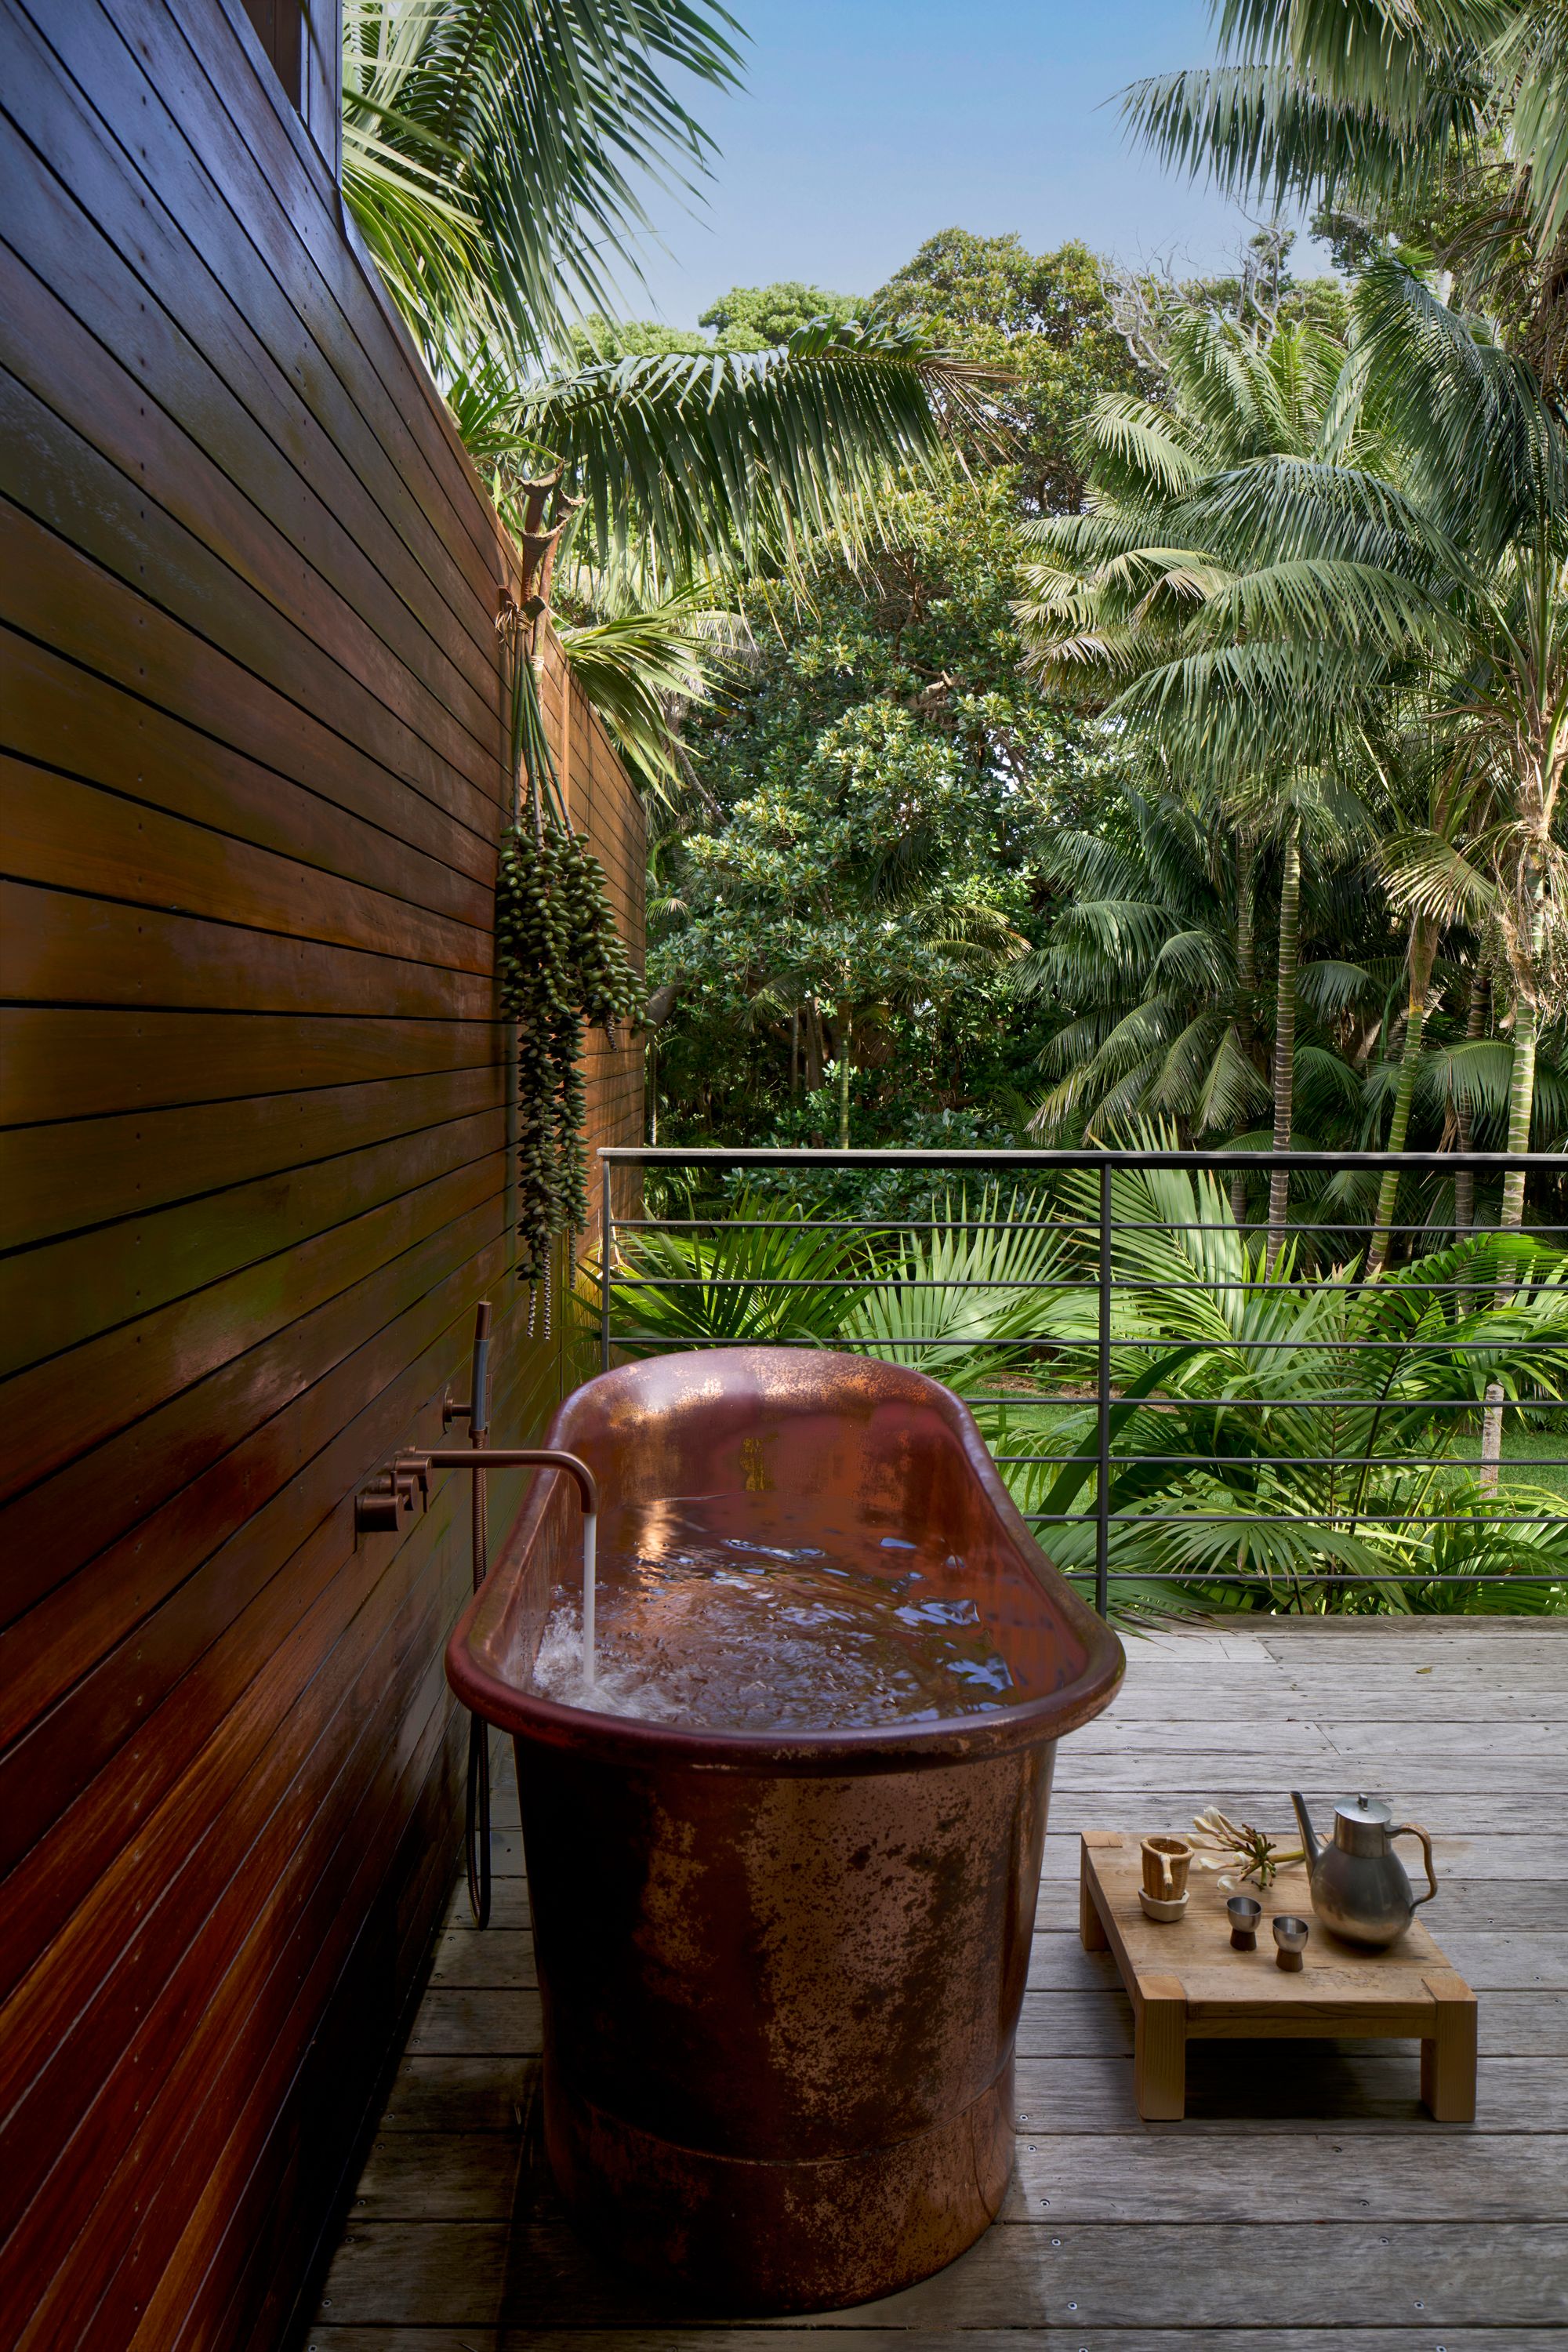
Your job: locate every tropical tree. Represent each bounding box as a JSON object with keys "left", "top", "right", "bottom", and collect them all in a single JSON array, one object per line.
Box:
[
  {"left": 1019, "top": 271, "right": 1567, "bottom": 1265},
  {"left": 652, "top": 699, "right": 1033, "bottom": 1145},
  {"left": 1013, "top": 782, "right": 1270, "bottom": 1147},
  {"left": 1015, "top": 307, "right": 1384, "bottom": 1256},
  {"left": 1120, "top": 0, "right": 1568, "bottom": 379},
  {"left": 341, "top": 4, "right": 999, "bottom": 779}
]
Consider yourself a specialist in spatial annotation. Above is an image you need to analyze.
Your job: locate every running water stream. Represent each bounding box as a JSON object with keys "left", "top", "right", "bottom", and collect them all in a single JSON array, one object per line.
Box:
[{"left": 528, "top": 1493, "right": 1017, "bottom": 1730}]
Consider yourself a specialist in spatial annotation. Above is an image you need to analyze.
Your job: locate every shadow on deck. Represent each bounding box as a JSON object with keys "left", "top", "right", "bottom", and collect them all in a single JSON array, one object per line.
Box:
[{"left": 307, "top": 1617, "right": 1568, "bottom": 2349}]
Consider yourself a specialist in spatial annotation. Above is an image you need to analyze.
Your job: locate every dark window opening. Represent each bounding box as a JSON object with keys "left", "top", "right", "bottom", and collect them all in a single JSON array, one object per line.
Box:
[{"left": 240, "top": 0, "right": 303, "bottom": 107}]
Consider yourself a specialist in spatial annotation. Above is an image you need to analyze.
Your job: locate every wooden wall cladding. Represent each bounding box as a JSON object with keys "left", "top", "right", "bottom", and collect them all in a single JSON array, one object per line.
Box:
[{"left": 0, "top": 2, "right": 644, "bottom": 2346}]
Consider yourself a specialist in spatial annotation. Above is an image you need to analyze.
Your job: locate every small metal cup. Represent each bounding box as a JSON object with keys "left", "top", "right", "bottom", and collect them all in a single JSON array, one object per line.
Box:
[
  {"left": 1273, "top": 1914, "right": 1310, "bottom": 1972},
  {"left": 1227, "top": 1895, "right": 1261, "bottom": 1951}
]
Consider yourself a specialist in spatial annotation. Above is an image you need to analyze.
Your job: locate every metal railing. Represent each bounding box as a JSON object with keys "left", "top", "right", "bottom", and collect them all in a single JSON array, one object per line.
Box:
[{"left": 593, "top": 1147, "right": 1568, "bottom": 1616}]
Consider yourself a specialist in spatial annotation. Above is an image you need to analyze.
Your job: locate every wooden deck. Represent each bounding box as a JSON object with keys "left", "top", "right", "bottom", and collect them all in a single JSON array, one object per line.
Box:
[{"left": 307, "top": 1617, "right": 1568, "bottom": 2349}]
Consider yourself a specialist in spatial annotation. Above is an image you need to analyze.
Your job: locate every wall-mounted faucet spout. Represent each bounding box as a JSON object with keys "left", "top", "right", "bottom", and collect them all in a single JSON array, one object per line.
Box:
[{"left": 356, "top": 1443, "right": 600, "bottom": 1682}]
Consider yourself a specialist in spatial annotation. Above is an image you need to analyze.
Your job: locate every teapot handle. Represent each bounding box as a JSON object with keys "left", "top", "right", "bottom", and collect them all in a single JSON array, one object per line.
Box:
[{"left": 1395, "top": 1823, "right": 1437, "bottom": 1907}]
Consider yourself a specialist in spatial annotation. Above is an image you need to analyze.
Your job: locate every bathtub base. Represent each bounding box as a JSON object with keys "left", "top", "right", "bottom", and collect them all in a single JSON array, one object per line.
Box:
[{"left": 544, "top": 2056, "right": 1016, "bottom": 2313}]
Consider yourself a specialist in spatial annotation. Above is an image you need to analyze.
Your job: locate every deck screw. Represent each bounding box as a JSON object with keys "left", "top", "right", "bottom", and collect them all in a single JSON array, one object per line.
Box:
[
  {"left": 1051, "top": 2238, "right": 1062, "bottom": 2246},
  {"left": 1066, "top": 2302, "right": 1078, "bottom": 2312}
]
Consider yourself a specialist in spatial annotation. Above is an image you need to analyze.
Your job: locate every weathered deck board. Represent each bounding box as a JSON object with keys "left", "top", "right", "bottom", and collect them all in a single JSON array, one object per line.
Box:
[{"left": 308, "top": 1620, "right": 1568, "bottom": 2345}]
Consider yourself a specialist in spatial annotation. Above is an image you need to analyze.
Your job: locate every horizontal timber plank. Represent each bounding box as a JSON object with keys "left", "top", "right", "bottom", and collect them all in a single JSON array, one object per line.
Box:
[
  {"left": 107, "top": 0, "right": 506, "bottom": 596},
  {"left": 0, "top": 1217, "right": 506, "bottom": 1943},
  {"left": 376, "top": 2046, "right": 1566, "bottom": 2140},
  {"left": 1, "top": 1066, "right": 502, "bottom": 1250},
  {"left": 3, "top": 1105, "right": 504, "bottom": 1377},
  {"left": 0, "top": 366, "right": 500, "bottom": 808},
  {"left": 0, "top": 1286, "right": 489, "bottom": 2002},
  {"left": 1, "top": 881, "right": 495, "bottom": 1021},
  {"left": 0, "top": 1142, "right": 505, "bottom": 1509},
  {"left": 0, "top": 101, "right": 499, "bottom": 709},
  {"left": 0, "top": 760, "right": 490, "bottom": 977},
  {"left": 0, "top": 215, "right": 499, "bottom": 764},
  {"left": 18, "top": 1625, "right": 463, "bottom": 2351},
  {"left": 2, "top": 630, "right": 491, "bottom": 929},
  {"left": 167, "top": 1710, "right": 469, "bottom": 2352},
  {"left": 393, "top": 1977, "right": 1565, "bottom": 2063},
  {"left": 9, "top": 0, "right": 504, "bottom": 625},
  {"left": 1043, "top": 1789, "right": 1559, "bottom": 1835},
  {"left": 0, "top": 1496, "right": 462, "bottom": 2301},
  {"left": 0, "top": 1185, "right": 506, "bottom": 1646},
  {"left": 312, "top": 2220, "right": 1567, "bottom": 2328},
  {"left": 301, "top": 2333, "right": 1568, "bottom": 2352},
  {"left": 0, "top": 1008, "right": 500, "bottom": 1126},
  {"left": 1, "top": 1101, "right": 503, "bottom": 1374},
  {"left": 0, "top": 506, "right": 495, "bottom": 877},
  {"left": 344, "top": 2126, "right": 1567, "bottom": 2230}
]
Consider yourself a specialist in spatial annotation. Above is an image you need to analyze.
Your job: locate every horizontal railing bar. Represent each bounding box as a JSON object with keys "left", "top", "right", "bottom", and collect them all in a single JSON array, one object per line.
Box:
[
  {"left": 607, "top": 1271, "right": 1548, "bottom": 1294},
  {"left": 606, "top": 1340, "right": 1563, "bottom": 1399},
  {"left": 606, "top": 1145, "right": 1558, "bottom": 1172},
  {"left": 992, "top": 1453, "right": 1568, "bottom": 1468},
  {"left": 612, "top": 1320, "right": 1551, "bottom": 1349},
  {"left": 612, "top": 1215, "right": 1568, "bottom": 1237},
  {"left": 1077, "top": 1570, "right": 1568, "bottom": 1584},
  {"left": 1022, "top": 1510, "right": 1568, "bottom": 1525}
]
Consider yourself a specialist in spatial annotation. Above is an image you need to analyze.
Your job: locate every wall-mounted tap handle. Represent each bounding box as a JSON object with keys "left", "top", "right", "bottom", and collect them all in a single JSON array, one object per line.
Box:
[{"left": 354, "top": 1462, "right": 423, "bottom": 1534}]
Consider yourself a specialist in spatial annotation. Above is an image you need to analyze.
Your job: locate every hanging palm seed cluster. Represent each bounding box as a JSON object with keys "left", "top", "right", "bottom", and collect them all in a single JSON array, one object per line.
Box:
[{"left": 496, "top": 815, "right": 640, "bottom": 1280}]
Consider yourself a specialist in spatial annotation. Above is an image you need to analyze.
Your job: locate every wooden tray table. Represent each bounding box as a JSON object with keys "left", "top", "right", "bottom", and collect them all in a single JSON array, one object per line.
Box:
[{"left": 1079, "top": 1830, "right": 1477, "bottom": 2122}]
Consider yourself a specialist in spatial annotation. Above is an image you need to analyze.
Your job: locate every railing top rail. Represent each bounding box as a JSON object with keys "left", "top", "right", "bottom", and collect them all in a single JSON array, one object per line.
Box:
[{"left": 600, "top": 1145, "right": 1561, "bottom": 1174}]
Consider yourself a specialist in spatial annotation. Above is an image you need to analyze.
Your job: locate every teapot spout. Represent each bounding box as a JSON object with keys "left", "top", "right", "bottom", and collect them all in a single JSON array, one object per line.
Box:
[{"left": 1290, "top": 1791, "right": 1319, "bottom": 1870}]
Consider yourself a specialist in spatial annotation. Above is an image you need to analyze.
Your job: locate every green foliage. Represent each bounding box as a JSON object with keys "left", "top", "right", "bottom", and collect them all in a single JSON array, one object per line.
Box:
[
  {"left": 567, "top": 283, "right": 864, "bottom": 363},
  {"left": 699, "top": 282, "right": 866, "bottom": 346},
  {"left": 497, "top": 815, "right": 641, "bottom": 1276},
  {"left": 590, "top": 1178, "right": 1568, "bottom": 1617},
  {"left": 648, "top": 468, "right": 1125, "bottom": 1145},
  {"left": 876, "top": 230, "right": 1152, "bottom": 510},
  {"left": 341, "top": 0, "right": 742, "bottom": 368}
]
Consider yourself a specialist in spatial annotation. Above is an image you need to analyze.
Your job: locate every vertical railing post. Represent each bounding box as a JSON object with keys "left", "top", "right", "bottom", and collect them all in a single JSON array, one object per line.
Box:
[
  {"left": 600, "top": 1154, "right": 612, "bottom": 1376},
  {"left": 1096, "top": 1157, "right": 1112, "bottom": 1618}
]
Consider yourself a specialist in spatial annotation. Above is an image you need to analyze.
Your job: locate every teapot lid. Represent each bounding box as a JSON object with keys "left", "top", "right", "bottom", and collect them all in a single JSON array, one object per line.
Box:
[{"left": 1334, "top": 1793, "right": 1391, "bottom": 1827}]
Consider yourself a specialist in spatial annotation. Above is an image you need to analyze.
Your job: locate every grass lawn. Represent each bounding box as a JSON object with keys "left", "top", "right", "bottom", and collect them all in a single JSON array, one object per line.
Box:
[{"left": 1503, "top": 1426, "right": 1568, "bottom": 1501}]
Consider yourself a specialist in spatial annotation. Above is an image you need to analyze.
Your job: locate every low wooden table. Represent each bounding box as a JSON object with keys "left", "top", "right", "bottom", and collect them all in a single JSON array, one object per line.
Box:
[{"left": 1079, "top": 1830, "right": 1477, "bottom": 2122}]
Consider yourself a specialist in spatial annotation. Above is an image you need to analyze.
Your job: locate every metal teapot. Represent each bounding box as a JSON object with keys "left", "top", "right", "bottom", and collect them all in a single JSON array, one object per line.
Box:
[{"left": 1290, "top": 1792, "right": 1437, "bottom": 1949}]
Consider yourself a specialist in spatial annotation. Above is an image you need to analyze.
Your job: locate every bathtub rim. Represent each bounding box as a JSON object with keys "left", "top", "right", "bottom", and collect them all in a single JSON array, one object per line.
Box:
[{"left": 445, "top": 1345, "right": 1124, "bottom": 1772}]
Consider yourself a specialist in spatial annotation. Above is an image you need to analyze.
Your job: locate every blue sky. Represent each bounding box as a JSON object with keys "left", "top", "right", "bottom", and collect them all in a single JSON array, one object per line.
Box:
[{"left": 619, "top": 0, "right": 1315, "bottom": 328}]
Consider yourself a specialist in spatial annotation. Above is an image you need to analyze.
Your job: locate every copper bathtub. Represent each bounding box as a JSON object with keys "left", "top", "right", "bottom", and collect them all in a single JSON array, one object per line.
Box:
[{"left": 446, "top": 1345, "right": 1123, "bottom": 2312}]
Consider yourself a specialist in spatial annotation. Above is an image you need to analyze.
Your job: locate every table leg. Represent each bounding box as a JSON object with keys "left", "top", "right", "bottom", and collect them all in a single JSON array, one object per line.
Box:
[
  {"left": 1133, "top": 1976, "right": 1186, "bottom": 2121},
  {"left": 1080, "top": 1855, "right": 1109, "bottom": 1951},
  {"left": 1421, "top": 1972, "right": 1477, "bottom": 2123}
]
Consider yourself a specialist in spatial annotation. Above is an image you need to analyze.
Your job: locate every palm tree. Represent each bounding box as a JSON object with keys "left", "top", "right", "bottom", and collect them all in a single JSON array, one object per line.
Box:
[
  {"left": 1120, "top": 0, "right": 1568, "bottom": 379},
  {"left": 1016, "top": 309, "right": 1381, "bottom": 1258},
  {"left": 1022, "top": 269, "right": 1567, "bottom": 1267},
  {"left": 1012, "top": 784, "right": 1271, "bottom": 1150},
  {"left": 342, "top": 3, "right": 996, "bottom": 776}
]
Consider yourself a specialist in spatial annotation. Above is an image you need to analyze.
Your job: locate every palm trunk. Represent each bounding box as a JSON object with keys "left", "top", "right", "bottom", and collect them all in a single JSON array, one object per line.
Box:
[
  {"left": 804, "top": 996, "right": 823, "bottom": 1092},
  {"left": 789, "top": 1007, "right": 800, "bottom": 1097},
  {"left": 1480, "top": 868, "right": 1546, "bottom": 1488},
  {"left": 1367, "top": 915, "right": 1436, "bottom": 1276},
  {"left": 837, "top": 1006, "right": 853, "bottom": 1149},
  {"left": 1266, "top": 813, "right": 1301, "bottom": 1270},
  {"left": 1230, "top": 823, "right": 1258, "bottom": 1229},
  {"left": 1453, "top": 967, "right": 1489, "bottom": 1236}
]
